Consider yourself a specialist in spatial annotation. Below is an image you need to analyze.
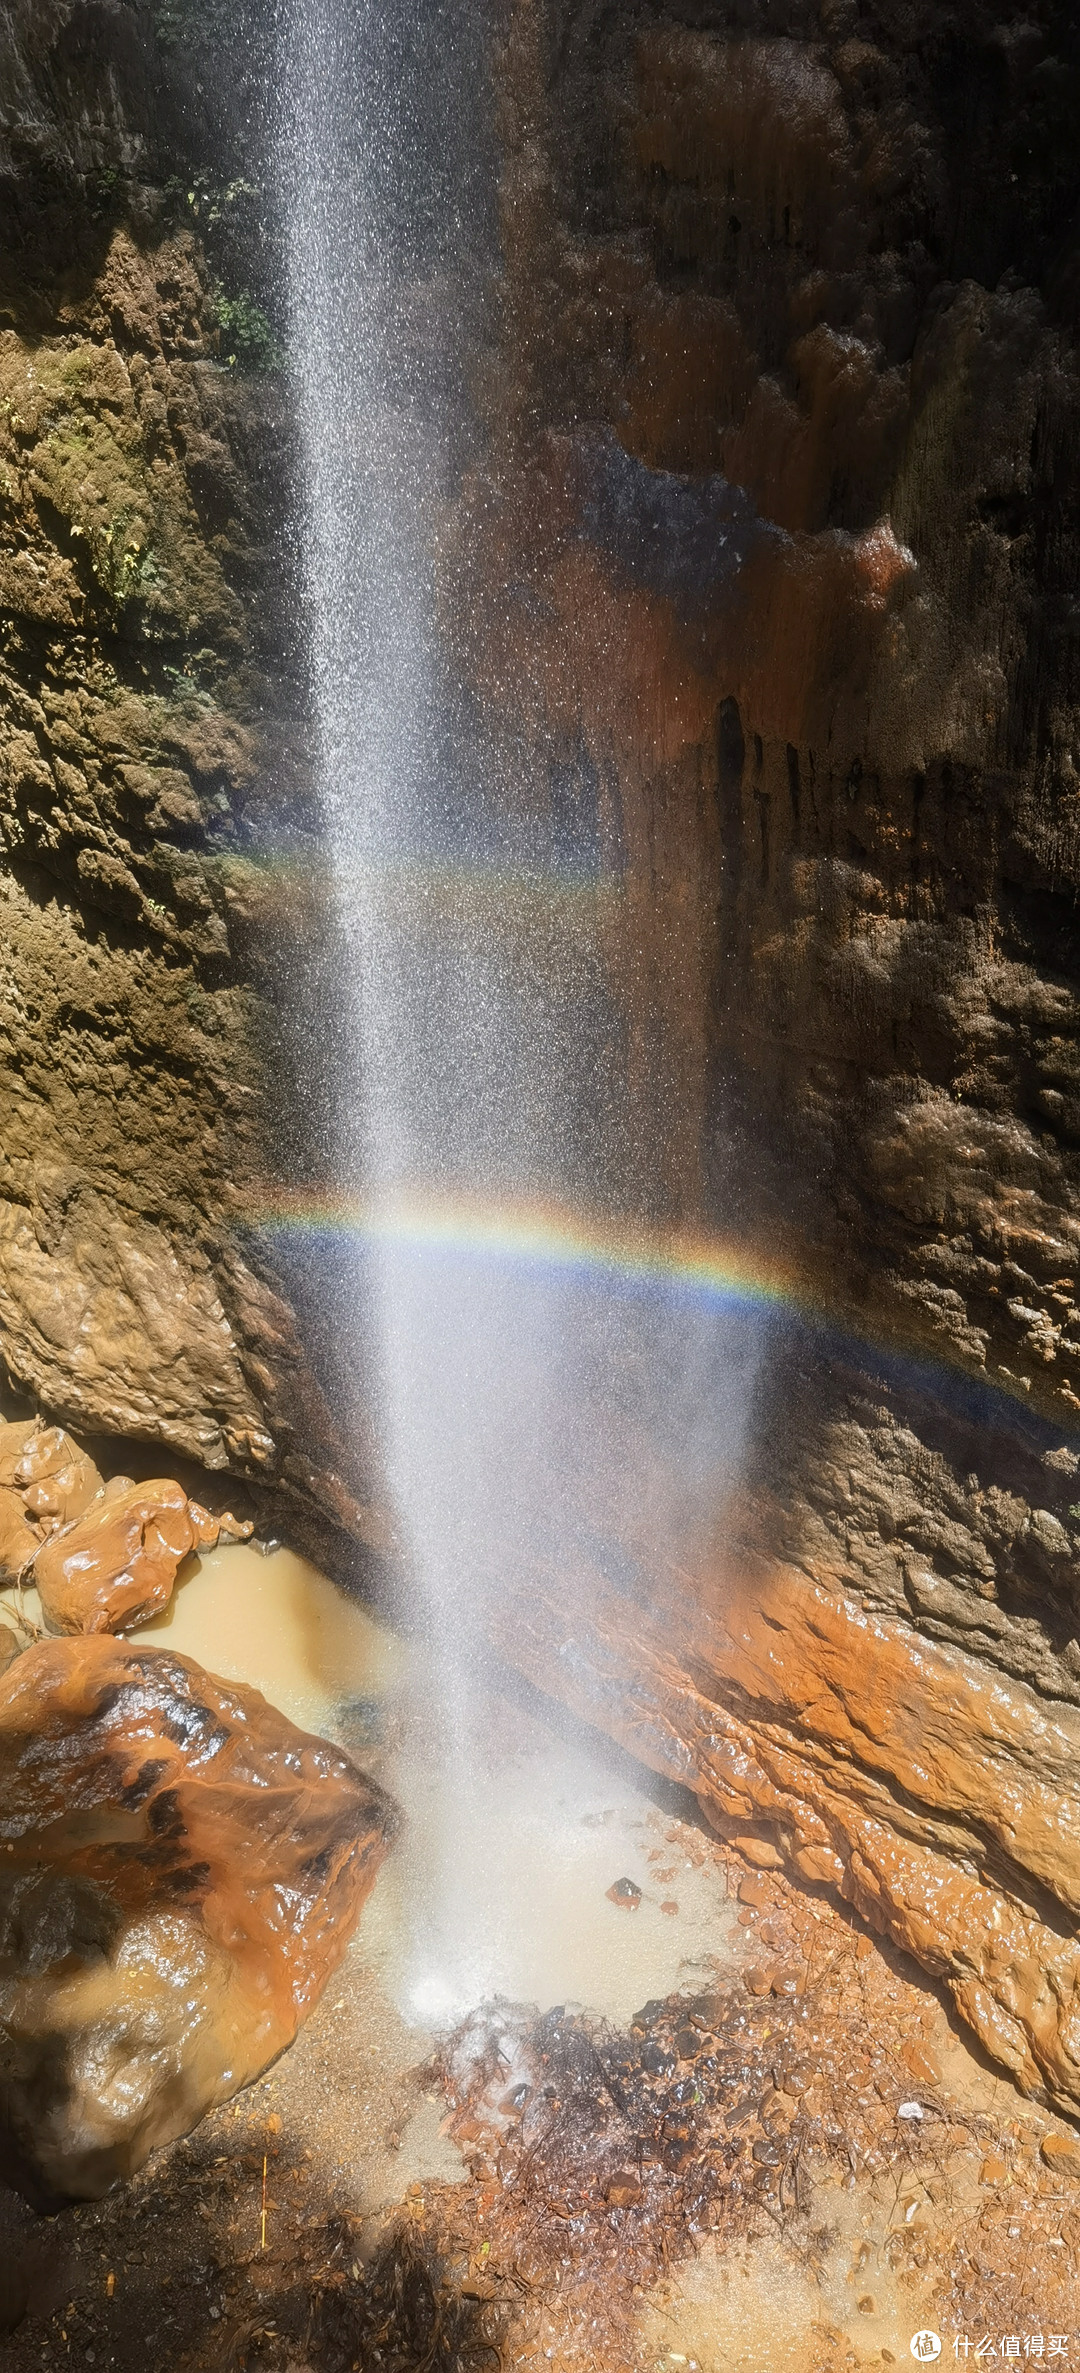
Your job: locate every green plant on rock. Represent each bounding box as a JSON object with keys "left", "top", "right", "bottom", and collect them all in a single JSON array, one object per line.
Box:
[
  {"left": 213, "top": 288, "right": 282, "bottom": 373},
  {"left": 73, "top": 511, "right": 159, "bottom": 613},
  {"left": 179, "top": 172, "right": 262, "bottom": 229}
]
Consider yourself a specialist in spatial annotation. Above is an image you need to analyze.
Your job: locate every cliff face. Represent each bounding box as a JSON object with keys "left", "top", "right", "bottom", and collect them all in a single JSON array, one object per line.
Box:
[{"left": 0, "top": 0, "right": 383, "bottom": 1546}]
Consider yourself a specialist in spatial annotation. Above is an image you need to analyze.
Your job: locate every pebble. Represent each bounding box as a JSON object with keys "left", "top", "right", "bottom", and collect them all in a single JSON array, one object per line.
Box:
[{"left": 1041, "top": 2133, "right": 1080, "bottom": 2179}]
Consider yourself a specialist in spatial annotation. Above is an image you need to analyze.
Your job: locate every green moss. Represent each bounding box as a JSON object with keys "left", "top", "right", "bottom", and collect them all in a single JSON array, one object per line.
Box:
[{"left": 34, "top": 416, "right": 160, "bottom": 614}]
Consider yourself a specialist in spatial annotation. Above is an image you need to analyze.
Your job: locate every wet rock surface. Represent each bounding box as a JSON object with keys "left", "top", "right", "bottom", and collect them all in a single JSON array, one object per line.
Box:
[
  {"left": 4, "top": 0, "right": 1080, "bottom": 2208},
  {"left": 0, "top": 1634, "right": 396, "bottom": 2204},
  {"left": 497, "top": 1543, "right": 1080, "bottom": 2114},
  {"left": 33, "top": 1474, "right": 251, "bottom": 1633},
  {"left": 0, "top": 1414, "right": 252, "bottom": 1632}
]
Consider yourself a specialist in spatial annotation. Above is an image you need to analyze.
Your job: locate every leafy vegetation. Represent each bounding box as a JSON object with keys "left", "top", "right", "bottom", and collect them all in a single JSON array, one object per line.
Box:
[{"left": 213, "top": 287, "right": 282, "bottom": 372}]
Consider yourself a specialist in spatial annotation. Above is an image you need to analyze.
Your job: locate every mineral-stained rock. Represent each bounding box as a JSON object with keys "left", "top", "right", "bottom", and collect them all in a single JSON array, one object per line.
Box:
[
  {"left": 33, "top": 1477, "right": 253, "bottom": 1634},
  {"left": 494, "top": 1550, "right": 1080, "bottom": 2117},
  {"left": 0, "top": 1636, "right": 396, "bottom": 2203},
  {"left": 13, "top": 1423, "right": 103, "bottom": 1532}
]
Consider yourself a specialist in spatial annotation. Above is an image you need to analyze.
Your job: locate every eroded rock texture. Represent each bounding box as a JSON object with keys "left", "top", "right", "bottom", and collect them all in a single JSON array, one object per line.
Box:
[
  {"left": 464, "top": 0, "right": 1080, "bottom": 1414},
  {"left": 0, "top": 1415, "right": 250, "bottom": 1632},
  {"left": 0, "top": 0, "right": 381, "bottom": 1553},
  {"left": 0, "top": 1635, "right": 395, "bottom": 2203}
]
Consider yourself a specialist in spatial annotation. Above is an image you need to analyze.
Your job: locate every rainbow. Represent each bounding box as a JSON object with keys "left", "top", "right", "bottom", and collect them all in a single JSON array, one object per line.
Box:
[
  {"left": 241, "top": 1185, "right": 795, "bottom": 1315},
  {"left": 239, "top": 1184, "right": 1075, "bottom": 1433}
]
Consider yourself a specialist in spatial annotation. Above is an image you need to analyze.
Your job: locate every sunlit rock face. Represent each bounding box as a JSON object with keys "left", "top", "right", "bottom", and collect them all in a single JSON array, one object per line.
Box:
[
  {"left": 497, "top": 1549, "right": 1080, "bottom": 2115},
  {"left": 0, "top": 1, "right": 382, "bottom": 1556},
  {"left": 0, "top": 1636, "right": 396, "bottom": 2203}
]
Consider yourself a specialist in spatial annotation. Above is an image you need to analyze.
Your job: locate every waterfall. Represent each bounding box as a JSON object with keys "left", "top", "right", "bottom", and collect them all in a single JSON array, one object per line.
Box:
[{"left": 275, "top": 0, "right": 762, "bottom": 2022}]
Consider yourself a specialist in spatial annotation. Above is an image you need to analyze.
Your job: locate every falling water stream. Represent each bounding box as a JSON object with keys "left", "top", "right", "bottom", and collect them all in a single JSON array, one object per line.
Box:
[{"left": 273, "top": 0, "right": 761, "bottom": 2023}]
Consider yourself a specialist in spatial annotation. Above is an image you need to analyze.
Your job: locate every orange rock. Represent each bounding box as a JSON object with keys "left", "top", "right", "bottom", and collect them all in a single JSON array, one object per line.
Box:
[
  {"left": 34, "top": 1479, "right": 253, "bottom": 1634},
  {"left": 0, "top": 1624, "right": 19, "bottom": 1676},
  {"left": 491, "top": 1550, "right": 1080, "bottom": 2114},
  {"left": 0, "top": 1418, "right": 41, "bottom": 1494},
  {"left": 0, "top": 1635, "right": 396, "bottom": 2202},
  {"left": 0, "top": 1489, "right": 35, "bottom": 1585},
  {"left": 0, "top": 1420, "right": 43, "bottom": 1581},
  {"left": 733, "top": 1835, "right": 784, "bottom": 1870},
  {"left": 605, "top": 2170, "right": 643, "bottom": 2207},
  {"left": 902, "top": 2043, "right": 941, "bottom": 2087},
  {"left": 1041, "top": 2133, "right": 1080, "bottom": 2179},
  {"left": 980, "top": 2156, "right": 1008, "bottom": 2184},
  {"left": 737, "top": 1874, "right": 771, "bottom": 1908},
  {"left": 745, "top": 1966, "right": 774, "bottom": 1996},
  {"left": 14, "top": 1427, "right": 102, "bottom": 1532}
]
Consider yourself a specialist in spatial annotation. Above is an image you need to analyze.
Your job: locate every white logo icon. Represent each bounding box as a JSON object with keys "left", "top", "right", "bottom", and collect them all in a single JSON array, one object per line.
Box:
[{"left": 910, "top": 2338, "right": 942, "bottom": 2363}]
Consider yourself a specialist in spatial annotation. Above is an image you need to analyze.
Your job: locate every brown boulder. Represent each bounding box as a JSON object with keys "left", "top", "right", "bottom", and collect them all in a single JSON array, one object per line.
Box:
[
  {"left": 0, "top": 1635, "right": 396, "bottom": 2202},
  {"left": 33, "top": 1478, "right": 253, "bottom": 1634},
  {"left": 0, "top": 1419, "right": 47, "bottom": 1581},
  {"left": 0, "top": 1419, "right": 106, "bottom": 1587},
  {"left": 13, "top": 1424, "right": 103, "bottom": 1532}
]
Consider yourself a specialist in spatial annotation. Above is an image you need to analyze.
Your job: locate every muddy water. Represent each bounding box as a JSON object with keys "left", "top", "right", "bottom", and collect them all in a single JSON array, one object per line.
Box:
[{"left": 134, "top": 1543, "right": 740, "bottom": 2030}]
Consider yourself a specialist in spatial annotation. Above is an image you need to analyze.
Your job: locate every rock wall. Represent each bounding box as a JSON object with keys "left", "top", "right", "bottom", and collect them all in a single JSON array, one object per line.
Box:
[{"left": 0, "top": 0, "right": 382, "bottom": 1549}]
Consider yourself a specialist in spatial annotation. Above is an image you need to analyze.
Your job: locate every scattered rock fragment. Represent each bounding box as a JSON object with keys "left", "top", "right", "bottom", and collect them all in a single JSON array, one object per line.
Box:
[
  {"left": 1041, "top": 2132, "right": 1080, "bottom": 2179},
  {"left": 0, "top": 1635, "right": 396, "bottom": 2201},
  {"left": 902, "top": 2041, "right": 941, "bottom": 2086},
  {"left": 605, "top": 2170, "right": 642, "bottom": 2207},
  {"left": 606, "top": 1876, "right": 642, "bottom": 1909}
]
